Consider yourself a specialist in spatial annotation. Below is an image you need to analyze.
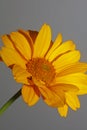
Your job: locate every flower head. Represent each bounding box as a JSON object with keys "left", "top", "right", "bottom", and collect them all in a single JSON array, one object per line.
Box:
[{"left": 1, "top": 24, "right": 87, "bottom": 117}]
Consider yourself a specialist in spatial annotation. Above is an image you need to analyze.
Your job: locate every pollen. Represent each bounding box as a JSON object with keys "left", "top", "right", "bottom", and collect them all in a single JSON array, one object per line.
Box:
[{"left": 26, "top": 58, "right": 56, "bottom": 85}]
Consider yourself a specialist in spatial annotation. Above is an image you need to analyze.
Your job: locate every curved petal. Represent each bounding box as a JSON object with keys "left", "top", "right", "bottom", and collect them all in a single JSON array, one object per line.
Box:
[
  {"left": 39, "top": 86, "right": 65, "bottom": 107},
  {"left": 55, "top": 73, "right": 87, "bottom": 94},
  {"left": 47, "top": 40, "right": 75, "bottom": 62},
  {"left": 65, "top": 92, "right": 80, "bottom": 110},
  {"left": 46, "top": 33, "right": 62, "bottom": 59},
  {"left": 12, "top": 65, "right": 31, "bottom": 84},
  {"left": 57, "top": 104, "right": 68, "bottom": 117},
  {"left": 0, "top": 47, "right": 26, "bottom": 68},
  {"left": 1, "top": 35, "right": 14, "bottom": 49},
  {"left": 33, "top": 24, "right": 51, "bottom": 58},
  {"left": 22, "top": 85, "right": 40, "bottom": 106},
  {"left": 18, "top": 29, "right": 34, "bottom": 56},
  {"left": 10, "top": 31, "right": 32, "bottom": 60},
  {"left": 50, "top": 84, "right": 79, "bottom": 92},
  {"left": 53, "top": 50, "right": 80, "bottom": 70},
  {"left": 56, "top": 62, "right": 87, "bottom": 75}
]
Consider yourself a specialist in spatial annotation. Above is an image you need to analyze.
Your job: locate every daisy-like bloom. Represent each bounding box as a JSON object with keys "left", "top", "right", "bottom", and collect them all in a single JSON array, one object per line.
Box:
[{"left": 1, "top": 24, "right": 87, "bottom": 117}]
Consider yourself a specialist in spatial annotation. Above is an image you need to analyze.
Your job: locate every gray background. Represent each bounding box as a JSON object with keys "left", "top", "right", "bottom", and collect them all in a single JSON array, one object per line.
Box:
[{"left": 0, "top": 0, "right": 87, "bottom": 129}]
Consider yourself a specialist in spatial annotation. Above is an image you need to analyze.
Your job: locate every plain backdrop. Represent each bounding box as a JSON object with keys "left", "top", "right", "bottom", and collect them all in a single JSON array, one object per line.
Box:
[{"left": 0, "top": 0, "right": 87, "bottom": 130}]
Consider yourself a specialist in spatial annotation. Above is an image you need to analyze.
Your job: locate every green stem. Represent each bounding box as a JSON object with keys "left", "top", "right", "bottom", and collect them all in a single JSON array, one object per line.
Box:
[{"left": 0, "top": 89, "right": 21, "bottom": 115}]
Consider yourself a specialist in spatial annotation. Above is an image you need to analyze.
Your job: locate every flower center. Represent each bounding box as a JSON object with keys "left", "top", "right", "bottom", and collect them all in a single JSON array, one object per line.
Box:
[{"left": 26, "top": 58, "right": 56, "bottom": 86}]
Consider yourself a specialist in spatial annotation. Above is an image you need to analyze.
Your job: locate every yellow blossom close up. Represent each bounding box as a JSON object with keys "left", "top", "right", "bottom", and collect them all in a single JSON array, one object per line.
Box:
[{"left": 1, "top": 24, "right": 87, "bottom": 117}]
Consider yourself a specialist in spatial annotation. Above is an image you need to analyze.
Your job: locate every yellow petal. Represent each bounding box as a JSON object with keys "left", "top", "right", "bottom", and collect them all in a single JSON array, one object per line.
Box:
[
  {"left": 77, "top": 89, "right": 87, "bottom": 95},
  {"left": 46, "top": 33, "right": 62, "bottom": 59},
  {"left": 18, "top": 29, "right": 34, "bottom": 56},
  {"left": 33, "top": 24, "right": 51, "bottom": 58},
  {"left": 10, "top": 31, "right": 32, "bottom": 60},
  {"left": 47, "top": 40, "right": 75, "bottom": 62},
  {"left": 0, "top": 47, "right": 26, "bottom": 68},
  {"left": 12, "top": 65, "right": 31, "bottom": 84},
  {"left": 53, "top": 50, "right": 80, "bottom": 70},
  {"left": 65, "top": 92, "right": 80, "bottom": 110},
  {"left": 22, "top": 85, "right": 40, "bottom": 106},
  {"left": 56, "top": 73, "right": 87, "bottom": 94},
  {"left": 57, "top": 104, "right": 68, "bottom": 117},
  {"left": 57, "top": 62, "right": 87, "bottom": 75},
  {"left": 53, "top": 33, "right": 62, "bottom": 47},
  {"left": 39, "top": 86, "right": 65, "bottom": 107},
  {"left": 51, "top": 84, "right": 79, "bottom": 92},
  {"left": 1, "top": 35, "right": 14, "bottom": 49}
]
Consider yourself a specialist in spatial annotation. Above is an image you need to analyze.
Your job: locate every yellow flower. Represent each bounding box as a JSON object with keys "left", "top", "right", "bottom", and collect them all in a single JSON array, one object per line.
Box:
[{"left": 1, "top": 24, "right": 87, "bottom": 117}]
